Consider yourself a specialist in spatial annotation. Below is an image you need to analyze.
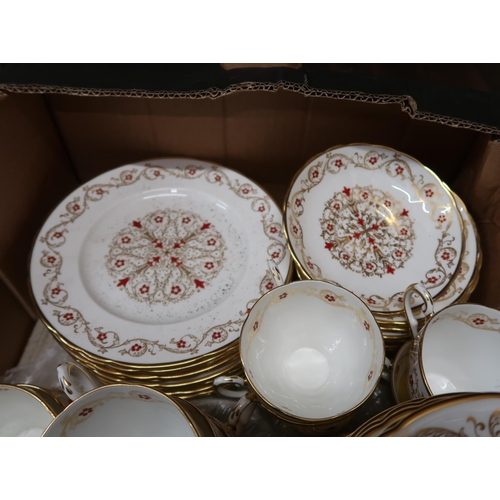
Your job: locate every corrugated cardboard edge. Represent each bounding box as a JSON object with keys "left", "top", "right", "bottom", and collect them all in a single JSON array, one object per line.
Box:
[{"left": 1, "top": 81, "right": 499, "bottom": 136}]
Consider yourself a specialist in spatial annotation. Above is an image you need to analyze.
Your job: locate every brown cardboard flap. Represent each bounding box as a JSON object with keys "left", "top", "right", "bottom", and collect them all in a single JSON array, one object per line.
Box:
[
  {"left": 0, "top": 277, "right": 35, "bottom": 372},
  {"left": 47, "top": 89, "right": 485, "bottom": 206},
  {"left": 0, "top": 93, "right": 79, "bottom": 316},
  {"left": 452, "top": 140, "right": 500, "bottom": 308}
]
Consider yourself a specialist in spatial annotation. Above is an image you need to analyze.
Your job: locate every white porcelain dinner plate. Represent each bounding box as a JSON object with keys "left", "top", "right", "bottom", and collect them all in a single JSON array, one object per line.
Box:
[
  {"left": 30, "top": 159, "right": 291, "bottom": 365},
  {"left": 285, "top": 144, "right": 464, "bottom": 314}
]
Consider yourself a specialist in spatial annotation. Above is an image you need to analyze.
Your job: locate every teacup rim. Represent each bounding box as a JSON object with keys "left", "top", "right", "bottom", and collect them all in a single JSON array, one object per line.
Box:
[
  {"left": 0, "top": 383, "right": 60, "bottom": 419},
  {"left": 41, "top": 383, "right": 201, "bottom": 437},
  {"left": 238, "top": 279, "right": 386, "bottom": 423},
  {"left": 417, "top": 301, "right": 500, "bottom": 395}
]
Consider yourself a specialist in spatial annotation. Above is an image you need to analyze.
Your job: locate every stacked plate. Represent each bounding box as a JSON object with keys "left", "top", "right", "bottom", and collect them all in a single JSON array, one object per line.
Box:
[
  {"left": 349, "top": 392, "right": 500, "bottom": 437},
  {"left": 29, "top": 158, "right": 292, "bottom": 398},
  {"left": 285, "top": 144, "right": 481, "bottom": 352}
]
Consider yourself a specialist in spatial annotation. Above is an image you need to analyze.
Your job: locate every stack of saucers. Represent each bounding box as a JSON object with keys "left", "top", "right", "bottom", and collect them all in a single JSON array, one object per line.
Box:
[
  {"left": 285, "top": 143, "right": 481, "bottom": 352},
  {"left": 30, "top": 158, "right": 292, "bottom": 398},
  {"left": 349, "top": 392, "right": 500, "bottom": 437}
]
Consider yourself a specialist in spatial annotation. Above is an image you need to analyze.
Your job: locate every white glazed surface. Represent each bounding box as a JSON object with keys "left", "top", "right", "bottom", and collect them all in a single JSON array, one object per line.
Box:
[
  {"left": 0, "top": 386, "right": 55, "bottom": 437},
  {"left": 42, "top": 385, "right": 196, "bottom": 437},
  {"left": 381, "top": 193, "right": 479, "bottom": 325},
  {"left": 241, "top": 280, "right": 385, "bottom": 419},
  {"left": 389, "top": 394, "right": 500, "bottom": 437},
  {"left": 30, "top": 159, "right": 290, "bottom": 364},
  {"left": 285, "top": 144, "right": 463, "bottom": 313},
  {"left": 421, "top": 304, "right": 500, "bottom": 394}
]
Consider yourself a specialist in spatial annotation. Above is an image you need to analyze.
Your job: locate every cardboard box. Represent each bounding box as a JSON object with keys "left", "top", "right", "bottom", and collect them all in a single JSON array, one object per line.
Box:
[{"left": 1, "top": 64, "right": 499, "bottom": 377}]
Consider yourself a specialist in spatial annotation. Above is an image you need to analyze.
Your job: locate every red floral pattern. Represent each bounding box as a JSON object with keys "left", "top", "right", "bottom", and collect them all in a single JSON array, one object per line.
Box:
[
  {"left": 106, "top": 209, "right": 226, "bottom": 305},
  {"left": 79, "top": 408, "right": 93, "bottom": 417},
  {"left": 37, "top": 163, "right": 286, "bottom": 359},
  {"left": 320, "top": 186, "right": 414, "bottom": 277}
]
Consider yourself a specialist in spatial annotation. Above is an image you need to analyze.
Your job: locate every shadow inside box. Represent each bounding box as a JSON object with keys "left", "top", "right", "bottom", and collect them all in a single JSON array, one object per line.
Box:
[{"left": 190, "top": 376, "right": 395, "bottom": 437}]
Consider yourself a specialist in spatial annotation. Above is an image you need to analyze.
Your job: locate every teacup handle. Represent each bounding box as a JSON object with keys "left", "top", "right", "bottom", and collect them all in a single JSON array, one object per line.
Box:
[
  {"left": 57, "top": 362, "right": 98, "bottom": 401},
  {"left": 268, "top": 259, "right": 284, "bottom": 287},
  {"left": 213, "top": 375, "right": 249, "bottom": 399},
  {"left": 227, "top": 394, "right": 257, "bottom": 436},
  {"left": 213, "top": 376, "right": 257, "bottom": 436},
  {"left": 403, "top": 283, "right": 434, "bottom": 339},
  {"left": 381, "top": 357, "right": 392, "bottom": 383}
]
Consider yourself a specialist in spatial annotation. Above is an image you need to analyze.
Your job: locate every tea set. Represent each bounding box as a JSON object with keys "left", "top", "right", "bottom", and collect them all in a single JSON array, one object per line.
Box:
[{"left": 3, "top": 143, "right": 497, "bottom": 437}]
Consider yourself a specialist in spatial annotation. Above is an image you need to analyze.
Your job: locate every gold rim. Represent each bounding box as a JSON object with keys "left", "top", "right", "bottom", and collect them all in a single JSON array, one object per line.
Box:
[
  {"left": 83, "top": 357, "right": 243, "bottom": 388},
  {"left": 41, "top": 383, "right": 204, "bottom": 436},
  {"left": 28, "top": 157, "right": 294, "bottom": 371},
  {"left": 60, "top": 336, "right": 242, "bottom": 376},
  {"left": 390, "top": 341, "right": 412, "bottom": 404},
  {"left": 238, "top": 279, "right": 386, "bottom": 424},
  {"left": 0, "top": 383, "right": 60, "bottom": 419},
  {"left": 384, "top": 392, "right": 500, "bottom": 437},
  {"left": 417, "top": 302, "right": 498, "bottom": 396},
  {"left": 283, "top": 143, "right": 466, "bottom": 317},
  {"left": 17, "top": 384, "right": 66, "bottom": 413}
]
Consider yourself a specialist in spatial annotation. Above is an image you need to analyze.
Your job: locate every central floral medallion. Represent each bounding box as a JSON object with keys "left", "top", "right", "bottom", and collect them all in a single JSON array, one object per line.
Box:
[
  {"left": 320, "top": 186, "right": 415, "bottom": 277},
  {"left": 106, "top": 209, "right": 226, "bottom": 304}
]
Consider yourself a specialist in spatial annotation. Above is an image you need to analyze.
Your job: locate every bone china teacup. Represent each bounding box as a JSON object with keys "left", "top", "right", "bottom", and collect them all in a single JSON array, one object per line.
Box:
[
  {"left": 0, "top": 384, "right": 63, "bottom": 436},
  {"left": 405, "top": 284, "right": 500, "bottom": 399},
  {"left": 43, "top": 362, "right": 218, "bottom": 437},
  {"left": 216, "top": 279, "right": 386, "bottom": 435}
]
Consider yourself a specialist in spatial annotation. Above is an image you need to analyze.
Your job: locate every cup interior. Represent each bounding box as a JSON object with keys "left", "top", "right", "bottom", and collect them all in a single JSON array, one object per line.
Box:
[
  {"left": 421, "top": 304, "right": 500, "bottom": 394},
  {"left": 241, "top": 280, "right": 384, "bottom": 419},
  {"left": 43, "top": 385, "right": 197, "bottom": 437},
  {"left": 0, "top": 386, "right": 54, "bottom": 436}
]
